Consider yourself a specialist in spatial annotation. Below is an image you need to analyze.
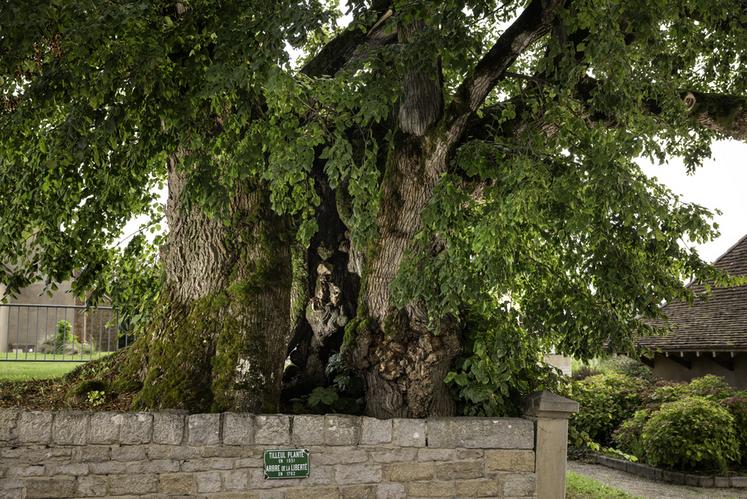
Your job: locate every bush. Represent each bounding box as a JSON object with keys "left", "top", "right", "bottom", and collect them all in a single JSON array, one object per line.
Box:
[
  {"left": 722, "top": 393, "right": 747, "bottom": 464},
  {"left": 642, "top": 396, "right": 741, "bottom": 472},
  {"left": 687, "top": 375, "right": 735, "bottom": 401},
  {"left": 570, "top": 373, "right": 648, "bottom": 445},
  {"left": 613, "top": 409, "right": 650, "bottom": 459}
]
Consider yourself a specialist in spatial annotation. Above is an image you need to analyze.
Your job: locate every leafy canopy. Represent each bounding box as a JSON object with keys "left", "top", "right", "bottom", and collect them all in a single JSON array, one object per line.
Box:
[{"left": 1, "top": 1, "right": 745, "bottom": 408}]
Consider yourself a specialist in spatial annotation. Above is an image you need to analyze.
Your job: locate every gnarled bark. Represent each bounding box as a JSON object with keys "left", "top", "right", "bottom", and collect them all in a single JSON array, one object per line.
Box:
[{"left": 129, "top": 159, "right": 292, "bottom": 413}]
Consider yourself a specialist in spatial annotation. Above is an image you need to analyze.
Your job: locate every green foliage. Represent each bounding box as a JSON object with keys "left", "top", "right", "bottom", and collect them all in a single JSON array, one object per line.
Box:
[
  {"left": 52, "top": 320, "right": 74, "bottom": 353},
  {"left": 721, "top": 393, "right": 747, "bottom": 464},
  {"left": 1, "top": 0, "right": 745, "bottom": 416},
  {"left": 686, "top": 374, "right": 736, "bottom": 401},
  {"left": 570, "top": 373, "right": 648, "bottom": 445},
  {"left": 649, "top": 375, "right": 735, "bottom": 406},
  {"left": 86, "top": 390, "right": 106, "bottom": 407},
  {"left": 613, "top": 409, "right": 650, "bottom": 459},
  {"left": 445, "top": 307, "right": 566, "bottom": 416},
  {"left": 642, "top": 397, "right": 741, "bottom": 472},
  {"left": 572, "top": 356, "right": 655, "bottom": 382}
]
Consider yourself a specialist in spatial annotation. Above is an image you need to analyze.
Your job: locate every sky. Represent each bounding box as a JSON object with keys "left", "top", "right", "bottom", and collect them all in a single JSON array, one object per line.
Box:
[{"left": 637, "top": 140, "right": 747, "bottom": 263}]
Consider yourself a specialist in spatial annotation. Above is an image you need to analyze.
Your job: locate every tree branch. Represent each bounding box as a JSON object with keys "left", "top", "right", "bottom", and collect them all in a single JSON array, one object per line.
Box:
[
  {"left": 444, "top": 0, "right": 565, "bottom": 143},
  {"left": 682, "top": 91, "right": 747, "bottom": 141},
  {"left": 301, "top": 2, "right": 392, "bottom": 78}
]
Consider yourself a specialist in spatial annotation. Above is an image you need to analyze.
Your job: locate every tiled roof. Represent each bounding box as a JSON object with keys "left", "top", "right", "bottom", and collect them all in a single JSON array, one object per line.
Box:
[{"left": 638, "top": 234, "right": 747, "bottom": 352}]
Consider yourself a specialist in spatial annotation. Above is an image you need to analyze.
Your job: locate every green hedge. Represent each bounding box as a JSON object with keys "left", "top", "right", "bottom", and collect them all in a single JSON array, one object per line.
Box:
[
  {"left": 570, "top": 373, "right": 647, "bottom": 445},
  {"left": 642, "top": 396, "right": 741, "bottom": 472}
]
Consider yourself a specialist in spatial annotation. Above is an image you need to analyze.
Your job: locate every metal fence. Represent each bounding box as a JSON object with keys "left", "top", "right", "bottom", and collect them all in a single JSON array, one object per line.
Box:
[{"left": 0, "top": 304, "right": 129, "bottom": 362}]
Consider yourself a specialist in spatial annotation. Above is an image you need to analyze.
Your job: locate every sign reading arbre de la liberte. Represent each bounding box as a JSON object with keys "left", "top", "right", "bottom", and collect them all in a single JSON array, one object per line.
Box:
[{"left": 263, "top": 449, "right": 310, "bottom": 479}]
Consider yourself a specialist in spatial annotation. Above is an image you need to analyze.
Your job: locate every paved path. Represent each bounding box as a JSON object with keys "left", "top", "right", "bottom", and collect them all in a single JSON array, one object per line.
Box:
[{"left": 568, "top": 460, "right": 747, "bottom": 498}]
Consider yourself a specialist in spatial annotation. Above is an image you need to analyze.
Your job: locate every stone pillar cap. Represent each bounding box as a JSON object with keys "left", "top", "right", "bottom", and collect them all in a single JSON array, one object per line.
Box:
[{"left": 523, "top": 391, "right": 579, "bottom": 419}]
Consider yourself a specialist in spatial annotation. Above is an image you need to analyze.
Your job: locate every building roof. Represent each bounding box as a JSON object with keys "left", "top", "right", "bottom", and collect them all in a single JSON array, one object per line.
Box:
[{"left": 638, "top": 234, "right": 747, "bottom": 353}]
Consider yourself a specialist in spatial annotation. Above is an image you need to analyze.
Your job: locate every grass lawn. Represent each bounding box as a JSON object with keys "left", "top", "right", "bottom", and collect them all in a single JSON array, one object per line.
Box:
[
  {"left": 0, "top": 353, "right": 112, "bottom": 381},
  {"left": 567, "top": 471, "right": 638, "bottom": 498}
]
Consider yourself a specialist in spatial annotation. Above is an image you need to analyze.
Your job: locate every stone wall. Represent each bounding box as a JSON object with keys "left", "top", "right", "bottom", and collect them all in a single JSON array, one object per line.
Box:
[{"left": 0, "top": 394, "right": 577, "bottom": 498}]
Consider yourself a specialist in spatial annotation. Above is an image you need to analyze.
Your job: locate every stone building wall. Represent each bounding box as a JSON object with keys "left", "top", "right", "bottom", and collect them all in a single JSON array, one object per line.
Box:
[{"left": 0, "top": 410, "right": 543, "bottom": 498}]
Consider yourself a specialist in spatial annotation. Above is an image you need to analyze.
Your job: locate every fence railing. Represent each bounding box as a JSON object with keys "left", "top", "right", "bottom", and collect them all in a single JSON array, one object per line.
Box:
[{"left": 0, "top": 304, "right": 129, "bottom": 362}]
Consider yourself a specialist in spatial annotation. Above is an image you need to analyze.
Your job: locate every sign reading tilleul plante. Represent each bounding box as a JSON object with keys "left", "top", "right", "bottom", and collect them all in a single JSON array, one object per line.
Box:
[{"left": 263, "top": 449, "right": 310, "bottom": 479}]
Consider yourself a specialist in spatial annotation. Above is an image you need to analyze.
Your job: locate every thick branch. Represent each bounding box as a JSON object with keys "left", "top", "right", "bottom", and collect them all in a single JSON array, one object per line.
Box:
[
  {"left": 683, "top": 91, "right": 747, "bottom": 141},
  {"left": 445, "top": 0, "right": 564, "bottom": 143},
  {"left": 463, "top": 82, "right": 747, "bottom": 145},
  {"left": 301, "top": 2, "right": 392, "bottom": 78}
]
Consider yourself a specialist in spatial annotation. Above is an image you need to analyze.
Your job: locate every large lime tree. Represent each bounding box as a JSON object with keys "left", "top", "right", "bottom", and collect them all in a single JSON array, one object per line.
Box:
[{"left": 1, "top": 0, "right": 745, "bottom": 416}]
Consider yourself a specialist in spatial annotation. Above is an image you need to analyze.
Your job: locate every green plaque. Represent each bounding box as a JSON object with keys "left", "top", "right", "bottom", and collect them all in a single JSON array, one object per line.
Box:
[{"left": 263, "top": 448, "right": 310, "bottom": 479}]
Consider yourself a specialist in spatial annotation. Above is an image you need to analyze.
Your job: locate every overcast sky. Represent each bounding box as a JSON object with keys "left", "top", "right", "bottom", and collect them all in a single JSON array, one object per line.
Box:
[{"left": 637, "top": 140, "right": 747, "bottom": 263}]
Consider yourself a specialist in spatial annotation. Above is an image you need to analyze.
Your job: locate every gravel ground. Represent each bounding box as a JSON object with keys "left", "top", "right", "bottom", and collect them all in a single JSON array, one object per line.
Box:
[{"left": 568, "top": 460, "right": 747, "bottom": 498}]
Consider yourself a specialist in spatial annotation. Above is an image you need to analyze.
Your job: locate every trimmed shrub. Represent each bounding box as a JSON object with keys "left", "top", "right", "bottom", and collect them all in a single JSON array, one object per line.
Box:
[
  {"left": 722, "top": 393, "right": 747, "bottom": 464},
  {"left": 570, "top": 373, "right": 648, "bottom": 445},
  {"left": 647, "top": 381, "right": 688, "bottom": 406},
  {"left": 687, "top": 375, "right": 735, "bottom": 401},
  {"left": 642, "top": 396, "right": 741, "bottom": 472},
  {"left": 613, "top": 409, "right": 650, "bottom": 459}
]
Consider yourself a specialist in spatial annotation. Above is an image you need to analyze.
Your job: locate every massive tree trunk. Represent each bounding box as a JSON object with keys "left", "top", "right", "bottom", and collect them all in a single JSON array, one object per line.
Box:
[
  {"left": 350, "top": 20, "right": 462, "bottom": 419},
  {"left": 127, "top": 159, "right": 292, "bottom": 413}
]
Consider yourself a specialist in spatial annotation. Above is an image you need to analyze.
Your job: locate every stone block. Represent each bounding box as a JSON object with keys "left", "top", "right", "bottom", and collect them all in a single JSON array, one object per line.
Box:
[
  {"left": 6, "top": 465, "right": 44, "bottom": 477},
  {"left": 286, "top": 486, "right": 340, "bottom": 499},
  {"left": 325, "top": 415, "right": 360, "bottom": 446},
  {"left": 108, "top": 473, "right": 158, "bottom": 495},
  {"left": 0, "top": 408, "right": 19, "bottom": 441},
  {"left": 384, "top": 462, "right": 434, "bottom": 482},
  {"left": 485, "top": 449, "right": 535, "bottom": 472},
  {"left": 125, "top": 458, "right": 180, "bottom": 474},
  {"left": 370, "top": 448, "right": 418, "bottom": 463},
  {"left": 44, "top": 463, "right": 88, "bottom": 476},
  {"left": 88, "top": 460, "right": 128, "bottom": 475},
  {"left": 292, "top": 415, "right": 325, "bottom": 446},
  {"left": 660, "top": 469, "right": 685, "bottom": 484},
  {"left": 392, "top": 419, "right": 426, "bottom": 447},
  {"left": 335, "top": 463, "right": 383, "bottom": 484},
  {"left": 360, "top": 417, "right": 392, "bottom": 445},
  {"left": 435, "top": 460, "right": 483, "bottom": 480},
  {"left": 159, "top": 472, "right": 196, "bottom": 495},
  {"left": 119, "top": 413, "right": 153, "bottom": 444},
  {"left": 146, "top": 443, "right": 201, "bottom": 460},
  {"left": 17, "top": 411, "right": 53, "bottom": 444},
  {"left": 714, "top": 476, "right": 730, "bottom": 487},
  {"left": 340, "top": 484, "right": 376, "bottom": 498},
  {"left": 457, "top": 449, "right": 484, "bottom": 460},
  {"left": 428, "top": 417, "right": 533, "bottom": 449},
  {"left": 88, "top": 412, "right": 120, "bottom": 444},
  {"left": 375, "top": 483, "right": 406, "bottom": 499},
  {"left": 254, "top": 415, "right": 290, "bottom": 445},
  {"left": 24, "top": 476, "right": 77, "bottom": 499},
  {"left": 499, "top": 472, "right": 536, "bottom": 497},
  {"left": 312, "top": 446, "right": 368, "bottom": 465},
  {"left": 110, "top": 444, "right": 147, "bottom": 461},
  {"left": 223, "top": 413, "right": 253, "bottom": 446},
  {"left": 181, "top": 457, "right": 235, "bottom": 472},
  {"left": 196, "top": 471, "right": 223, "bottom": 493},
  {"left": 187, "top": 413, "right": 221, "bottom": 446},
  {"left": 455, "top": 478, "right": 499, "bottom": 497},
  {"left": 76, "top": 475, "right": 109, "bottom": 497},
  {"left": 406, "top": 480, "right": 455, "bottom": 497},
  {"left": 203, "top": 445, "right": 248, "bottom": 457},
  {"left": 152, "top": 412, "right": 185, "bottom": 445},
  {"left": 417, "top": 448, "right": 455, "bottom": 461},
  {"left": 731, "top": 476, "right": 747, "bottom": 487},
  {"left": 221, "top": 469, "right": 250, "bottom": 490},
  {"left": 685, "top": 474, "right": 700, "bottom": 487},
  {"left": 52, "top": 412, "right": 88, "bottom": 445}
]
